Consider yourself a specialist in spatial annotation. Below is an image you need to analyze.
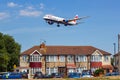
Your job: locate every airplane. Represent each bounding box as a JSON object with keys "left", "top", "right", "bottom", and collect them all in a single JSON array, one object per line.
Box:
[{"left": 43, "top": 14, "right": 89, "bottom": 27}]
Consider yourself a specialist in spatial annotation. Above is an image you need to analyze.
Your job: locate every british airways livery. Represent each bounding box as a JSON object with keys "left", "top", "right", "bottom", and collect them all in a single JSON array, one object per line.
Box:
[{"left": 43, "top": 14, "right": 89, "bottom": 27}]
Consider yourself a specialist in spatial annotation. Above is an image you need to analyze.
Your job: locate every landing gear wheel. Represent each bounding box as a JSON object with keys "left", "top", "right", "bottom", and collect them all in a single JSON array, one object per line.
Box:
[{"left": 57, "top": 24, "right": 60, "bottom": 27}]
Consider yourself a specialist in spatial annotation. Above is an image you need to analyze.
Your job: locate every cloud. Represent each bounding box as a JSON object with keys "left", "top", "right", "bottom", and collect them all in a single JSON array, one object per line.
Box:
[
  {"left": 3, "top": 27, "right": 58, "bottom": 35},
  {"left": 0, "top": 12, "right": 9, "bottom": 20},
  {"left": 40, "top": 3, "right": 45, "bottom": 9},
  {"left": 27, "top": 6, "right": 35, "bottom": 10},
  {"left": 19, "top": 9, "right": 42, "bottom": 17},
  {"left": 7, "top": 2, "right": 18, "bottom": 7}
]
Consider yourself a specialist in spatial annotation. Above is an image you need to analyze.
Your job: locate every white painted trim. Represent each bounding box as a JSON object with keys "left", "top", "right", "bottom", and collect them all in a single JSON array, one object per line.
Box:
[
  {"left": 91, "top": 50, "right": 103, "bottom": 56},
  {"left": 30, "top": 50, "right": 42, "bottom": 56}
]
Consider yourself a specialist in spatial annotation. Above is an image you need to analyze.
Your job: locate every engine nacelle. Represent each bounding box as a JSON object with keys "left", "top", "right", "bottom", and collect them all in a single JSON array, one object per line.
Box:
[
  {"left": 63, "top": 20, "right": 68, "bottom": 23},
  {"left": 48, "top": 21, "right": 54, "bottom": 25}
]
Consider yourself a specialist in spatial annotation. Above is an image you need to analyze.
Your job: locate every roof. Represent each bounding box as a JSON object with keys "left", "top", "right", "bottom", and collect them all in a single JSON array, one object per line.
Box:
[
  {"left": 114, "top": 52, "right": 120, "bottom": 56},
  {"left": 102, "top": 65, "right": 113, "bottom": 70},
  {"left": 21, "top": 45, "right": 111, "bottom": 56}
]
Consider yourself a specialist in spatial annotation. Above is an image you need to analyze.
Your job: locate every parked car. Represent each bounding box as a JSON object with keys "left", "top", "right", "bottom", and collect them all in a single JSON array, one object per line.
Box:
[
  {"left": 81, "top": 70, "right": 93, "bottom": 78},
  {"left": 68, "top": 73, "right": 80, "bottom": 78},
  {"left": 1, "top": 72, "right": 22, "bottom": 79},
  {"left": 82, "top": 74, "right": 94, "bottom": 78},
  {"left": 82, "top": 70, "right": 91, "bottom": 75},
  {"left": 105, "top": 72, "right": 120, "bottom": 76},
  {"left": 33, "top": 71, "right": 44, "bottom": 79},
  {"left": 20, "top": 72, "right": 28, "bottom": 79},
  {"left": 43, "top": 74, "right": 52, "bottom": 78},
  {"left": 0, "top": 72, "right": 7, "bottom": 79},
  {"left": 51, "top": 73, "right": 63, "bottom": 78}
]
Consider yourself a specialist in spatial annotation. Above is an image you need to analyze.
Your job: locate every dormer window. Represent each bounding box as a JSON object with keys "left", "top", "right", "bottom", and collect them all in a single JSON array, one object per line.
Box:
[
  {"left": 90, "top": 55, "right": 102, "bottom": 62},
  {"left": 30, "top": 54, "right": 41, "bottom": 62}
]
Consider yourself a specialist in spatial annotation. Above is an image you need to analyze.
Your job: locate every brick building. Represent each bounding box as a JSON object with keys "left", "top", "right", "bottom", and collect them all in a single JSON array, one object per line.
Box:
[
  {"left": 17, "top": 43, "right": 113, "bottom": 76},
  {"left": 114, "top": 52, "right": 120, "bottom": 71}
]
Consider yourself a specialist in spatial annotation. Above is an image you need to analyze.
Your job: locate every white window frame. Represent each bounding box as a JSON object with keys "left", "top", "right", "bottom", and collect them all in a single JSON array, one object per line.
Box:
[
  {"left": 30, "top": 54, "right": 42, "bottom": 62},
  {"left": 59, "top": 56, "right": 65, "bottom": 62},
  {"left": 75, "top": 55, "right": 87, "bottom": 62},
  {"left": 67, "top": 55, "right": 74, "bottom": 62},
  {"left": 46, "top": 55, "right": 58, "bottom": 62},
  {"left": 104, "top": 55, "right": 109, "bottom": 62},
  {"left": 90, "top": 55, "right": 102, "bottom": 62},
  {"left": 22, "top": 55, "right": 28, "bottom": 62},
  {"left": 76, "top": 67, "right": 87, "bottom": 73},
  {"left": 31, "top": 68, "right": 41, "bottom": 75},
  {"left": 46, "top": 67, "right": 58, "bottom": 74}
]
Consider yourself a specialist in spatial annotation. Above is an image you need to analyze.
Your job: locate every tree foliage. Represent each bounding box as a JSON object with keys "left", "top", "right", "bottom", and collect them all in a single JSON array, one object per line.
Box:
[
  {"left": 0, "top": 32, "right": 21, "bottom": 72},
  {"left": 94, "top": 68, "right": 104, "bottom": 76}
]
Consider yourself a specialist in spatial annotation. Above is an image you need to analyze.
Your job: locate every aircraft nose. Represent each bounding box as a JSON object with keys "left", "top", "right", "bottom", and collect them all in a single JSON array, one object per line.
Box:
[
  {"left": 43, "top": 16, "right": 46, "bottom": 19},
  {"left": 43, "top": 16, "right": 48, "bottom": 19}
]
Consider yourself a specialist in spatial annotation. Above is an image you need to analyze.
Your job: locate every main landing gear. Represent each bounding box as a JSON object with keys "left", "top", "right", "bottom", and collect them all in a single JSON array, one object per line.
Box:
[{"left": 57, "top": 23, "right": 60, "bottom": 27}]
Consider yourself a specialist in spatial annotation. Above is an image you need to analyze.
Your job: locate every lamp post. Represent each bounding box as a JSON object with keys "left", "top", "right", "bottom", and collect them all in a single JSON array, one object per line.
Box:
[
  {"left": 113, "top": 43, "right": 116, "bottom": 55},
  {"left": 113, "top": 43, "right": 116, "bottom": 67}
]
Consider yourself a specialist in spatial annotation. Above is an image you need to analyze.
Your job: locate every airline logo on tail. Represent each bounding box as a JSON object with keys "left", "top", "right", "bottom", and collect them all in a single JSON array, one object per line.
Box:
[{"left": 73, "top": 15, "right": 79, "bottom": 22}]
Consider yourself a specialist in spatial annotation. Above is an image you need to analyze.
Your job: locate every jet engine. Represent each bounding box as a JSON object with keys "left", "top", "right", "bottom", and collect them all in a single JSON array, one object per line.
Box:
[
  {"left": 48, "top": 21, "right": 54, "bottom": 25},
  {"left": 63, "top": 20, "right": 68, "bottom": 23}
]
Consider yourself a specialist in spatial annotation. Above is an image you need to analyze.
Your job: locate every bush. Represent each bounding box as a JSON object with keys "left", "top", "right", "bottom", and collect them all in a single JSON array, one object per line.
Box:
[{"left": 94, "top": 68, "right": 104, "bottom": 76}]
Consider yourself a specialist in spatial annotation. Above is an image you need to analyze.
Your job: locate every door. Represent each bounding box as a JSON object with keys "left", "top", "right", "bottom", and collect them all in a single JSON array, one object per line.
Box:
[{"left": 58, "top": 67, "right": 66, "bottom": 77}]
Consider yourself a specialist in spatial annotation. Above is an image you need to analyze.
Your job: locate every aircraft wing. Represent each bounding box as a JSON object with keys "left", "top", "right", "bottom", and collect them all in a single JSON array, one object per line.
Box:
[
  {"left": 68, "top": 16, "right": 90, "bottom": 22},
  {"left": 76, "top": 22, "right": 84, "bottom": 25}
]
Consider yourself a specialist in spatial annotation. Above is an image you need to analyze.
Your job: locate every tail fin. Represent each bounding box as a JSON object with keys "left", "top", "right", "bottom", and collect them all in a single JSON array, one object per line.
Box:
[
  {"left": 74, "top": 15, "right": 78, "bottom": 19},
  {"left": 73, "top": 15, "right": 78, "bottom": 22}
]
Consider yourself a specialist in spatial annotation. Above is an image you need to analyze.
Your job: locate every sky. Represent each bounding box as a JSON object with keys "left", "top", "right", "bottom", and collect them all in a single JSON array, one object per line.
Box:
[{"left": 0, "top": 0, "right": 120, "bottom": 54}]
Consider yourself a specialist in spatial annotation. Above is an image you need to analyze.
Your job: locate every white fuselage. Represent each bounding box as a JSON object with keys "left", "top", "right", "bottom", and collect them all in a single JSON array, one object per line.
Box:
[
  {"left": 43, "top": 14, "right": 64, "bottom": 21},
  {"left": 43, "top": 14, "right": 77, "bottom": 26}
]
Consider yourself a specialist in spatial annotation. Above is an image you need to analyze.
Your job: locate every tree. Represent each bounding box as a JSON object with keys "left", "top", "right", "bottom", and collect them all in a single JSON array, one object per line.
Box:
[
  {"left": 0, "top": 33, "right": 9, "bottom": 71},
  {"left": 0, "top": 49, "right": 9, "bottom": 72},
  {"left": 111, "top": 57, "right": 114, "bottom": 66},
  {"left": 0, "top": 32, "right": 21, "bottom": 72}
]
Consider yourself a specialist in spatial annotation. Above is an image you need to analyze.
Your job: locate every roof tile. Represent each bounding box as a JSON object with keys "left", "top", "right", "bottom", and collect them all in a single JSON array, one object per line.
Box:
[{"left": 21, "top": 45, "right": 111, "bottom": 56}]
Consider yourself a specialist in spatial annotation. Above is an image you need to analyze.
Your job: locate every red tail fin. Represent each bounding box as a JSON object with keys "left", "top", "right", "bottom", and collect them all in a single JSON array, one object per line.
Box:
[
  {"left": 74, "top": 15, "right": 78, "bottom": 19},
  {"left": 73, "top": 15, "right": 78, "bottom": 22}
]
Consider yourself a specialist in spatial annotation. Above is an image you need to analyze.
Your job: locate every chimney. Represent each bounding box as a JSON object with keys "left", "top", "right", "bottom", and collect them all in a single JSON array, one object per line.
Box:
[
  {"left": 118, "top": 34, "right": 120, "bottom": 52},
  {"left": 39, "top": 41, "right": 47, "bottom": 53}
]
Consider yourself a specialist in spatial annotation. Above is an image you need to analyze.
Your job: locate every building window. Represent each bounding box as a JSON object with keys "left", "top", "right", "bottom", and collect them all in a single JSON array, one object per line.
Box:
[
  {"left": 50, "top": 56, "right": 54, "bottom": 62},
  {"left": 46, "top": 56, "right": 49, "bottom": 62},
  {"left": 46, "top": 55, "right": 57, "bottom": 62},
  {"left": 46, "top": 67, "right": 58, "bottom": 74},
  {"left": 90, "top": 55, "right": 102, "bottom": 62},
  {"left": 75, "top": 55, "right": 87, "bottom": 62},
  {"left": 76, "top": 67, "right": 87, "bottom": 73},
  {"left": 46, "top": 68, "right": 49, "bottom": 74},
  {"left": 67, "top": 55, "right": 74, "bottom": 62},
  {"left": 30, "top": 54, "right": 41, "bottom": 62},
  {"left": 22, "top": 55, "right": 28, "bottom": 62},
  {"left": 31, "top": 68, "right": 41, "bottom": 75},
  {"left": 59, "top": 56, "right": 65, "bottom": 62},
  {"left": 104, "top": 55, "right": 109, "bottom": 62}
]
